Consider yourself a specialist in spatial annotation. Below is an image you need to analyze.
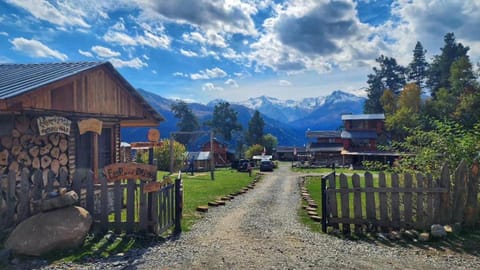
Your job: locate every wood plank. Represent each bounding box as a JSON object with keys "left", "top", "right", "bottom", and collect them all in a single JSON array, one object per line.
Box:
[
  {"left": 6, "top": 170, "right": 16, "bottom": 228},
  {"left": 452, "top": 160, "right": 467, "bottom": 224},
  {"left": 378, "top": 172, "right": 388, "bottom": 232},
  {"left": 325, "top": 187, "right": 446, "bottom": 193},
  {"left": 365, "top": 172, "right": 376, "bottom": 231},
  {"left": 352, "top": 174, "right": 363, "bottom": 234},
  {"left": 100, "top": 176, "right": 109, "bottom": 232},
  {"left": 465, "top": 161, "right": 479, "bottom": 228},
  {"left": 404, "top": 173, "right": 413, "bottom": 227},
  {"left": 103, "top": 163, "right": 156, "bottom": 182},
  {"left": 126, "top": 179, "right": 136, "bottom": 234},
  {"left": 139, "top": 181, "right": 148, "bottom": 231},
  {"left": 151, "top": 181, "right": 158, "bottom": 231},
  {"left": 426, "top": 174, "right": 435, "bottom": 226},
  {"left": 18, "top": 168, "right": 30, "bottom": 223},
  {"left": 416, "top": 173, "right": 425, "bottom": 230},
  {"left": 114, "top": 180, "right": 122, "bottom": 233},
  {"left": 391, "top": 173, "right": 400, "bottom": 229},
  {"left": 339, "top": 174, "right": 350, "bottom": 234},
  {"left": 85, "top": 170, "right": 95, "bottom": 214},
  {"left": 327, "top": 173, "right": 339, "bottom": 230},
  {"left": 439, "top": 163, "right": 451, "bottom": 224}
]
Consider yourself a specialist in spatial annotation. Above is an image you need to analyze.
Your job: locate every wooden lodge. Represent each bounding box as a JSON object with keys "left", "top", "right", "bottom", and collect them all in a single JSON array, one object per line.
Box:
[
  {"left": 0, "top": 62, "right": 163, "bottom": 183},
  {"left": 200, "top": 138, "right": 233, "bottom": 167}
]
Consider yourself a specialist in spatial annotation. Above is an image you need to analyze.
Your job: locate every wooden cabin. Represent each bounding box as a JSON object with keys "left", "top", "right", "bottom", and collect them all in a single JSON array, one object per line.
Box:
[
  {"left": 200, "top": 138, "right": 231, "bottom": 166},
  {"left": 0, "top": 62, "right": 163, "bottom": 182}
]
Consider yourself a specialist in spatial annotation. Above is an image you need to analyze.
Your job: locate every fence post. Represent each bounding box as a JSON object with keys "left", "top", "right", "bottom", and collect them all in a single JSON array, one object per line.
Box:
[
  {"left": 321, "top": 175, "right": 327, "bottom": 233},
  {"left": 439, "top": 163, "right": 451, "bottom": 225},
  {"left": 174, "top": 176, "right": 183, "bottom": 235},
  {"left": 452, "top": 160, "right": 467, "bottom": 225},
  {"left": 465, "top": 160, "right": 479, "bottom": 228}
]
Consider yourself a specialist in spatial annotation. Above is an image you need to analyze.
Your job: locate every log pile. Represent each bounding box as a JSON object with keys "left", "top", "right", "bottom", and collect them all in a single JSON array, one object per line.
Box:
[{"left": 0, "top": 116, "right": 70, "bottom": 186}]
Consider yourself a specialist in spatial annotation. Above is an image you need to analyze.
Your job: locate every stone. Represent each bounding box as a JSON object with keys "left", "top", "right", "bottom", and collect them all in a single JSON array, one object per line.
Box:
[
  {"left": 419, "top": 232, "right": 430, "bottom": 241},
  {"left": 403, "top": 229, "right": 419, "bottom": 240},
  {"left": 5, "top": 206, "right": 92, "bottom": 256},
  {"left": 431, "top": 224, "right": 447, "bottom": 238},
  {"left": 444, "top": 225, "right": 453, "bottom": 233},
  {"left": 41, "top": 190, "right": 78, "bottom": 212},
  {"left": 196, "top": 206, "right": 208, "bottom": 212},
  {"left": 388, "top": 231, "right": 402, "bottom": 241}
]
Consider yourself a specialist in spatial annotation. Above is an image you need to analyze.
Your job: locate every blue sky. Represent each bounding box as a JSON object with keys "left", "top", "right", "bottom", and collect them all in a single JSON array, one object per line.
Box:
[{"left": 1, "top": 0, "right": 479, "bottom": 103}]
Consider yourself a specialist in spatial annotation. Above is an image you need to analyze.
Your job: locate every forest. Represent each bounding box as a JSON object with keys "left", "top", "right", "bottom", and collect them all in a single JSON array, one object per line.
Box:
[{"left": 363, "top": 32, "right": 480, "bottom": 174}]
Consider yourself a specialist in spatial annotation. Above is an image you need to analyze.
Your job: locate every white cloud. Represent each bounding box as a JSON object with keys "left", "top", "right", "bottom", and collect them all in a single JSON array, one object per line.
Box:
[
  {"left": 0, "top": 32, "right": 8, "bottom": 37},
  {"left": 91, "top": 45, "right": 121, "bottom": 58},
  {"left": 279, "top": 80, "right": 291, "bottom": 86},
  {"left": 10, "top": 37, "right": 67, "bottom": 61},
  {"left": 190, "top": 67, "right": 227, "bottom": 80},
  {"left": 180, "top": 49, "right": 198, "bottom": 57},
  {"left": 103, "top": 19, "right": 171, "bottom": 50},
  {"left": 225, "top": 79, "right": 239, "bottom": 88},
  {"left": 202, "top": 82, "right": 223, "bottom": 92},
  {"left": 109, "top": 57, "right": 147, "bottom": 69},
  {"left": 183, "top": 31, "right": 227, "bottom": 48},
  {"left": 173, "top": 72, "right": 188, "bottom": 77},
  {"left": 78, "top": 49, "right": 93, "bottom": 58},
  {"left": 6, "top": 0, "right": 90, "bottom": 28}
]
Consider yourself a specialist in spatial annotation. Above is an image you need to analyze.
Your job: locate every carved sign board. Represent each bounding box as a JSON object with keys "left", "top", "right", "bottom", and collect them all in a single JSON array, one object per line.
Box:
[
  {"left": 37, "top": 116, "right": 71, "bottom": 136},
  {"left": 143, "top": 177, "right": 173, "bottom": 193},
  {"left": 78, "top": 118, "right": 103, "bottom": 135},
  {"left": 103, "top": 163, "right": 157, "bottom": 182},
  {"left": 147, "top": 128, "right": 160, "bottom": 142}
]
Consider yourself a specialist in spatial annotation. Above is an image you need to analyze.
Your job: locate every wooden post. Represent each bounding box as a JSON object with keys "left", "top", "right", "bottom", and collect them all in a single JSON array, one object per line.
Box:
[
  {"left": 169, "top": 134, "right": 174, "bottom": 174},
  {"left": 327, "top": 172, "right": 338, "bottom": 230},
  {"left": 404, "top": 173, "right": 413, "bottom": 227},
  {"left": 439, "top": 162, "right": 451, "bottom": 224},
  {"left": 378, "top": 172, "right": 388, "bottom": 232},
  {"left": 92, "top": 133, "right": 99, "bottom": 183},
  {"left": 210, "top": 131, "right": 215, "bottom": 180},
  {"left": 339, "top": 173, "right": 350, "bottom": 234},
  {"left": 452, "top": 160, "right": 467, "bottom": 224},
  {"left": 416, "top": 173, "right": 425, "bottom": 230},
  {"left": 391, "top": 173, "right": 400, "bottom": 229},
  {"left": 365, "top": 172, "right": 376, "bottom": 231},
  {"left": 126, "top": 179, "right": 136, "bottom": 234},
  {"left": 100, "top": 175, "right": 109, "bottom": 232},
  {"left": 321, "top": 175, "right": 327, "bottom": 233},
  {"left": 465, "top": 161, "right": 479, "bottom": 228},
  {"left": 174, "top": 177, "right": 182, "bottom": 235},
  {"left": 352, "top": 174, "right": 362, "bottom": 234}
]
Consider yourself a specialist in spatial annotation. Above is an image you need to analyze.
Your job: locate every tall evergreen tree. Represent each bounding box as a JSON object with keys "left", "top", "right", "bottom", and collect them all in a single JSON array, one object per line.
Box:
[
  {"left": 205, "top": 102, "right": 242, "bottom": 141},
  {"left": 407, "top": 41, "right": 429, "bottom": 89},
  {"left": 171, "top": 101, "right": 200, "bottom": 145},
  {"left": 427, "top": 32, "right": 469, "bottom": 97},
  {"left": 246, "top": 110, "right": 265, "bottom": 146},
  {"left": 364, "top": 55, "right": 406, "bottom": 113}
]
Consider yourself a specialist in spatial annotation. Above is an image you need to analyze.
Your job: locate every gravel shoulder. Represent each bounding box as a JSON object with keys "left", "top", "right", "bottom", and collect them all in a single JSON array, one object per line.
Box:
[{"left": 31, "top": 163, "right": 480, "bottom": 269}]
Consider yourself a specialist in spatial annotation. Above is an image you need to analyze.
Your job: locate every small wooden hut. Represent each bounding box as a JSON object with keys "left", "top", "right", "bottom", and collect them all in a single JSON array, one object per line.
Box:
[{"left": 0, "top": 62, "right": 163, "bottom": 182}]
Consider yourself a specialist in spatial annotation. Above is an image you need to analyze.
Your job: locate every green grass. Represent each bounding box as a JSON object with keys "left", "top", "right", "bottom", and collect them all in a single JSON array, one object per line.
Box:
[{"left": 181, "top": 168, "right": 255, "bottom": 231}]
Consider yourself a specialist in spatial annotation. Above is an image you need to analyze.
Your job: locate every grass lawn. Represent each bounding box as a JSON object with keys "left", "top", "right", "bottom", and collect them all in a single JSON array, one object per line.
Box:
[{"left": 180, "top": 167, "right": 255, "bottom": 231}]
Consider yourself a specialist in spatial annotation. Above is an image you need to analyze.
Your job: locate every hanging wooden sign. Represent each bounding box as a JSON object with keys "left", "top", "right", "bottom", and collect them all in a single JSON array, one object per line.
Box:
[
  {"left": 147, "top": 128, "right": 160, "bottom": 142},
  {"left": 143, "top": 176, "right": 173, "bottom": 193},
  {"left": 78, "top": 118, "right": 103, "bottom": 135},
  {"left": 103, "top": 163, "right": 157, "bottom": 182},
  {"left": 37, "top": 116, "right": 71, "bottom": 136}
]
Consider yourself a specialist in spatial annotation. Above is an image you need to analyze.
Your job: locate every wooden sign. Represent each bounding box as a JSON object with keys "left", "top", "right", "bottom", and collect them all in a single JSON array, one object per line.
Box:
[
  {"left": 103, "top": 163, "right": 157, "bottom": 182},
  {"left": 78, "top": 118, "right": 103, "bottom": 135},
  {"left": 147, "top": 128, "right": 160, "bottom": 142},
  {"left": 37, "top": 116, "right": 71, "bottom": 136},
  {"left": 143, "top": 176, "right": 173, "bottom": 193}
]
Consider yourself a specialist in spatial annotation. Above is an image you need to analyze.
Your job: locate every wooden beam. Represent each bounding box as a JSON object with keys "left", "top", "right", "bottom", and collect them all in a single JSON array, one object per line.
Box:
[{"left": 120, "top": 119, "right": 160, "bottom": 127}]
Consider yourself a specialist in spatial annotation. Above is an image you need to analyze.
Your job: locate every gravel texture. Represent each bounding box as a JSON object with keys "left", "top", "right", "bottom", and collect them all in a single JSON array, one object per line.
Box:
[{"left": 9, "top": 163, "right": 480, "bottom": 269}]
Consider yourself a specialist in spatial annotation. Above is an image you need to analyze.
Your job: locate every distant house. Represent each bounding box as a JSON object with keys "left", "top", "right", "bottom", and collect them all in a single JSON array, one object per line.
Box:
[
  {"left": 200, "top": 138, "right": 234, "bottom": 167},
  {"left": 185, "top": 151, "right": 212, "bottom": 172},
  {"left": 306, "top": 131, "right": 343, "bottom": 166},
  {"left": 274, "top": 146, "right": 308, "bottom": 161}
]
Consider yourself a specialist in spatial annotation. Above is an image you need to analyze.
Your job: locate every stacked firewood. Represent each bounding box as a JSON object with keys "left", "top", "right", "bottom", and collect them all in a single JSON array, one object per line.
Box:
[{"left": 0, "top": 116, "right": 69, "bottom": 181}]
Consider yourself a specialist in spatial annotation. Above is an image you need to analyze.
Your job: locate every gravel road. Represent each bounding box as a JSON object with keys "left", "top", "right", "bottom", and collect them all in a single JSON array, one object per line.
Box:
[{"left": 18, "top": 163, "right": 480, "bottom": 269}]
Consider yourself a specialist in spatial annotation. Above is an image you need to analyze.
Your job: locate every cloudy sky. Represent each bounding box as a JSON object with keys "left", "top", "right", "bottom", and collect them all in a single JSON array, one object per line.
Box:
[{"left": 1, "top": 0, "right": 479, "bottom": 103}]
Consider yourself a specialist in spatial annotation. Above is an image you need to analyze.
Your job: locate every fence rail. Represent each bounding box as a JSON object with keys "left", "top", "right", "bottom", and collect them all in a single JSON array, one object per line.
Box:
[{"left": 309, "top": 160, "right": 479, "bottom": 234}]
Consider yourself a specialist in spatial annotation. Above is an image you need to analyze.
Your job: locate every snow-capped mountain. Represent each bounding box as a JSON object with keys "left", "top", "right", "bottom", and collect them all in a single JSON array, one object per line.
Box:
[{"left": 234, "top": 90, "right": 363, "bottom": 123}]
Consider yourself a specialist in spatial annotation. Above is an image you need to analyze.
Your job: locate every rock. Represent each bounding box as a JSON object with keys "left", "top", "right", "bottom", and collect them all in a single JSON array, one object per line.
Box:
[
  {"left": 431, "top": 224, "right": 447, "bottom": 238},
  {"left": 444, "top": 225, "right": 453, "bottom": 233},
  {"left": 388, "top": 231, "right": 402, "bottom": 241},
  {"left": 419, "top": 232, "right": 430, "bottom": 241},
  {"left": 5, "top": 206, "right": 92, "bottom": 256}
]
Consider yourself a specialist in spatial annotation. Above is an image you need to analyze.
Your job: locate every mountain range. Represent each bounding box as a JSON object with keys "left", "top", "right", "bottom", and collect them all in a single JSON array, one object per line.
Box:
[{"left": 121, "top": 89, "right": 366, "bottom": 147}]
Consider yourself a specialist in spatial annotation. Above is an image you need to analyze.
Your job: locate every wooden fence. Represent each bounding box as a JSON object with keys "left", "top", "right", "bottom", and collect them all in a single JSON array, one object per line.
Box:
[
  {"left": 313, "top": 160, "right": 479, "bottom": 234},
  {"left": 0, "top": 165, "right": 182, "bottom": 236}
]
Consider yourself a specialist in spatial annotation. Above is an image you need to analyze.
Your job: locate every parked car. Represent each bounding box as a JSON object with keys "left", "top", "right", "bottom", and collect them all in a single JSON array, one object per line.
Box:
[
  {"left": 260, "top": 160, "right": 274, "bottom": 172},
  {"left": 237, "top": 159, "right": 250, "bottom": 172}
]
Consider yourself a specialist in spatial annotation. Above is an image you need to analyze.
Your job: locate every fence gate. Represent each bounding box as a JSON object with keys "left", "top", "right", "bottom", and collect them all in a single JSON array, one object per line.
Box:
[
  {"left": 73, "top": 163, "right": 183, "bottom": 235},
  {"left": 319, "top": 160, "right": 479, "bottom": 234}
]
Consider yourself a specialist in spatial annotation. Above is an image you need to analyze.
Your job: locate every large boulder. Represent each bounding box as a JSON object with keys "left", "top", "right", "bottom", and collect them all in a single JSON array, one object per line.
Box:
[{"left": 5, "top": 206, "right": 92, "bottom": 256}]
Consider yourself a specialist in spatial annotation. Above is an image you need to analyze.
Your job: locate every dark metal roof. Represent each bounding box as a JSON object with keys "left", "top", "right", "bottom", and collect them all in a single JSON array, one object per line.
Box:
[
  {"left": 306, "top": 130, "right": 341, "bottom": 138},
  {"left": 0, "top": 61, "right": 163, "bottom": 122},
  {"left": 341, "top": 113, "right": 385, "bottom": 120},
  {"left": 0, "top": 62, "right": 104, "bottom": 99},
  {"left": 308, "top": 142, "right": 343, "bottom": 152},
  {"left": 341, "top": 131, "right": 378, "bottom": 139}
]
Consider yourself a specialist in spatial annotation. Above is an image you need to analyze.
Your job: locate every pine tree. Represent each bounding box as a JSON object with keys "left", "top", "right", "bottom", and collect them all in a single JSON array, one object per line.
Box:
[
  {"left": 246, "top": 110, "right": 265, "bottom": 146},
  {"left": 171, "top": 101, "right": 200, "bottom": 145},
  {"left": 205, "top": 102, "right": 242, "bottom": 141},
  {"left": 407, "top": 41, "right": 429, "bottom": 89}
]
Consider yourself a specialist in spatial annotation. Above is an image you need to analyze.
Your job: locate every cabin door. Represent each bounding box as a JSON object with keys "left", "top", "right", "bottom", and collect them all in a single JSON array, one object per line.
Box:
[{"left": 76, "top": 127, "right": 113, "bottom": 180}]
